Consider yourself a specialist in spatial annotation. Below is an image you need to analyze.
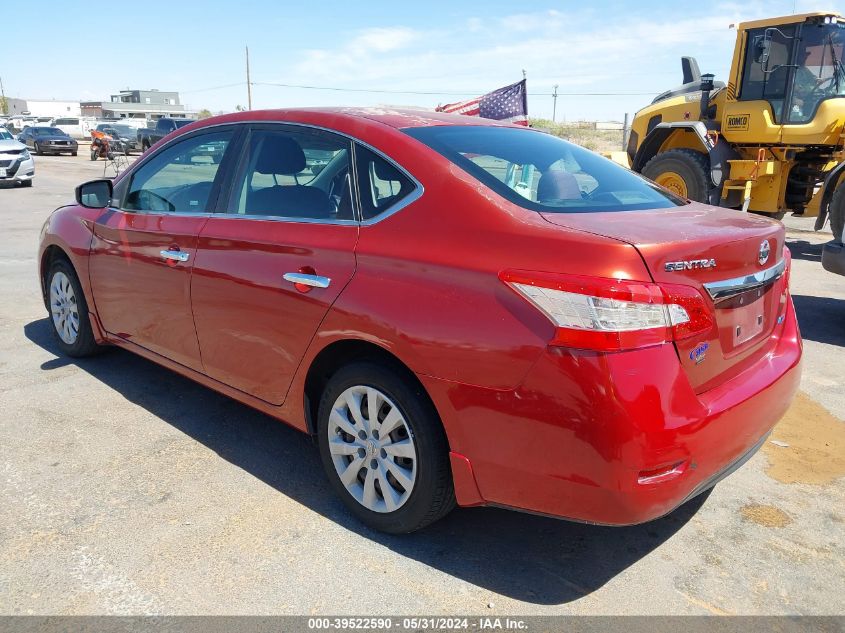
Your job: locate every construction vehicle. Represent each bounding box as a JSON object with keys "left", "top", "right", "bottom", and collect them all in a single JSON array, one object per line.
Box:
[{"left": 623, "top": 12, "right": 845, "bottom": 275}]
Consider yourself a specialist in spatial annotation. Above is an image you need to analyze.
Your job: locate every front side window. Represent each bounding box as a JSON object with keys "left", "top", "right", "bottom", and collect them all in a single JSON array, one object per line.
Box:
[
  {"left": 404, "top": 125, "right": 683, "bottom": 213},
  {"left": 228, "top": 127, "right": 353, "bottom": 221},
  {"left": 788, "top": 21, "right": 845, "bottom": 122},
  {"left": 355, "top": 146, "right": 416, "bottom": 220},
  {"left": 124, "top": 130, "right": 232, "bottom": 213}
]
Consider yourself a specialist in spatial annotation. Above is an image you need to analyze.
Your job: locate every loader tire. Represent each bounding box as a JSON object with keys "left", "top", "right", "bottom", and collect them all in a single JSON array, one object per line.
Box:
[
  {"left": 642, "top": 149, "right": 710, "bottom": 203},
  {"left": 829, "top": 183, "right": 845, "bottom": 242}
]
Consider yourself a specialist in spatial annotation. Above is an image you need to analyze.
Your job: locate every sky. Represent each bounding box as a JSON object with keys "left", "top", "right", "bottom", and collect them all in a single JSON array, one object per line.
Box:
[{"left": 3, "top": 0, "right": 844, "bottom": 122}]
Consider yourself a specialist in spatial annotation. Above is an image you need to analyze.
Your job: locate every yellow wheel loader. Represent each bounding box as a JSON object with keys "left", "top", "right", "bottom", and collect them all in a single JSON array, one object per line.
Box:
[{"left": 625, "top": 12, "right": 845, "bottom": 275}]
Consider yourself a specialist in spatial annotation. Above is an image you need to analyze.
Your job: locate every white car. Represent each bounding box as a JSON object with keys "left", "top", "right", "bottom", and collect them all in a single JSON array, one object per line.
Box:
[
  {"left": 0, "top": 128, "right": 35, "bottom": 187},
  {"left": 52, "top": 117, "right": 85, "bottom": 139}
]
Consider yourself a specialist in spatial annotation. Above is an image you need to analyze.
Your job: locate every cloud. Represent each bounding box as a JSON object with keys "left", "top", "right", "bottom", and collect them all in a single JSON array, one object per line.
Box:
[
  {"left": 348, "top": 27, "right": 420, "bottom": 54},
  {"left": 497, "top": 9, "right": 564, "bottom": 32},
  {"left": 264, "top": 3, "right": 821, "bottom": 120}
]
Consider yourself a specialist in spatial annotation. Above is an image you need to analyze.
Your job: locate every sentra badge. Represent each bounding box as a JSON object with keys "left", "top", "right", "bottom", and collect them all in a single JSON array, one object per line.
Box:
[{"left": 665, "top": 259, "right": 717, "bottom": 272}]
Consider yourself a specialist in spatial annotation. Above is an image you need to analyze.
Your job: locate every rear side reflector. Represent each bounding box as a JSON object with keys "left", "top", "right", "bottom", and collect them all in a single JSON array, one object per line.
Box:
[
  {"left": 500, "top": 270, "right": 713, "bottom": 352},
  {"left": 637, "top": 460, "right": 689, "bottom": 484}
]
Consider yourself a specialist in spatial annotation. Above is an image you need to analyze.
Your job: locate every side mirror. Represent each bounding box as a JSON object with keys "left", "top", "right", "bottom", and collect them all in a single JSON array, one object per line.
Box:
[
  {"left": 754, "top": 34, "right": 771, "bottom": 65},
  {"left": 75, "top": 179, "right": 113, "bottom": 208}
]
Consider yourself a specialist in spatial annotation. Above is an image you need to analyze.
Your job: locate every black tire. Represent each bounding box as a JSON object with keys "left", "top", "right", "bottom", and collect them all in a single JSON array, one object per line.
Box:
[
  {"left": 317, "top": 361, "right": 455, "bottom": 533},
  {"left": 641, "top": 148, "right": 711, "bottom": 203},
  {"left": 71, "top": 151, "right": 77, "bottom": 157},
  {"left": 34, "top": 142, "right": 42, "bottom": 156},
  {"left": 21, "top": 180, "right": 32, "bottom": 187},
  {"left": 90, "top": 149, "right": 98, "bottom": 161},
  {"left": 829, "top": 183, "right": 845, "bottom": 242},
  {"left": 46, "top": 259, "right": 102, "bottom": 357}
]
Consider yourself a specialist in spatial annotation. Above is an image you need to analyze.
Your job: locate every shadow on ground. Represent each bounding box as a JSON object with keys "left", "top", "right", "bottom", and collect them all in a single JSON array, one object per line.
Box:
[
  {"left": 25, "top": 317, "right": 708, "bottom": 605},
  {"left": 792, "top": 294, "right": 845, "bottom": 347},
  {"left": 786, "top": 239, "right": 823, "bottom": 263}
]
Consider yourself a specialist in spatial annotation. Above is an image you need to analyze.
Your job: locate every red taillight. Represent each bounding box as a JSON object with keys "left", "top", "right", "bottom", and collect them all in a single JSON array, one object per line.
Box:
[
  {"left": 782, "top": 246, "right": 792, "bottom": 290},
  {"left": 500, "top": 270, "right": 713, "bottom": 352}
]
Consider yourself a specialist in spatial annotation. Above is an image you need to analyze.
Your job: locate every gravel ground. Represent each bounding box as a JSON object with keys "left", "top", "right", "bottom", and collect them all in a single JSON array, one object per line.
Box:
[{"left": 0, "top": 154, "right": 843, "bottom": 616}]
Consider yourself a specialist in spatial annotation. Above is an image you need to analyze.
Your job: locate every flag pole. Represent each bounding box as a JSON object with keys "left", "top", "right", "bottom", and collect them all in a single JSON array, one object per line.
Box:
[
  {"left": 246, "top": 46, "right": 253, "bottom": 110},
  {"left": 522, "top": 70, "right": 528, "bottom": 126}
]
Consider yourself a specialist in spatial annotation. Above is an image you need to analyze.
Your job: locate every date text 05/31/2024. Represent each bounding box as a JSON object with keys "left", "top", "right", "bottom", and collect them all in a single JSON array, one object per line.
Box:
[{"left": 307, "top": 617, "right": 528, "bottom": 630}]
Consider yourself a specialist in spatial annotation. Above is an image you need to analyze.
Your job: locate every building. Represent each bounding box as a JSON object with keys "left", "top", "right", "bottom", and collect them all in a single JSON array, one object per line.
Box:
[
  {"left": 2, "top": 97, "right": 28, "bottom": 115},
  {"left": 81, "top": 89, "right": 195, "bottom": 121},
  {"left": 25, "top": 100, "right": 81, "bottom": 118},
  {"left": 1, "top": 98, "right": 80, "bottom": 118}
]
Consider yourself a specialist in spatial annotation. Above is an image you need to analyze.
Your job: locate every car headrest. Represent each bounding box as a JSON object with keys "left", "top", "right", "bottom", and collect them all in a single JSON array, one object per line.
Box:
[
  {"left": 537, "top": 170, "right": 582, "bottom": 202},
  {"left": 372, "top": 156, "right": 403, "bottom": 181},
  {"left": 255, "top": 136, "right": 306, "bottom": 175}
]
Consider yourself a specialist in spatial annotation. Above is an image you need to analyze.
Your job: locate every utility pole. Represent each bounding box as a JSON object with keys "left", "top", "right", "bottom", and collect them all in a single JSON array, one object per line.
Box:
[
  {"left": 552, "top": 84, "right": 559, "bottom": 122},
  {"left": 0, "top": 75, "right": 7, "bottom": 115},
  {"left": 245, "top": 46, "right": 253, "bottom": 110},
  {"left": 622, "top": 112, "right": 630, "bottom": 151}
]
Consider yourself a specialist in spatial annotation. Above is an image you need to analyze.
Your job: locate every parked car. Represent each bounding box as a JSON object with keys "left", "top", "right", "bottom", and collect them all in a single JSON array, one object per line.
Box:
[
  {"left": 136, "top": 117, "right": 196, "bottom": 151},
  {"left": 0, "top": 128, "right": 34, "bottom": 186},
  {"left": 18, "top": 126, "right": 78, "bottom": 156},
  {"left": 94, "top": 123, "right": 139, "bottom": 152},
  {"left": 38, "top": 108, "right": 801, "bottom": 533}
]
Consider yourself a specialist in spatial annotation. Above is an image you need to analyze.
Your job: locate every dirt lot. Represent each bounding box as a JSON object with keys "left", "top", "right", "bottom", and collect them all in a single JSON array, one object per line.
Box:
[{"left": 0, "top": 153, "right": 843, "bottom": 615}]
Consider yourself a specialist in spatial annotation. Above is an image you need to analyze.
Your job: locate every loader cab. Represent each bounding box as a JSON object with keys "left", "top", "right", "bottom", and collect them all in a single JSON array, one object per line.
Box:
[{"left": 736, "top": 15, "right": 845, "bottom": 125}]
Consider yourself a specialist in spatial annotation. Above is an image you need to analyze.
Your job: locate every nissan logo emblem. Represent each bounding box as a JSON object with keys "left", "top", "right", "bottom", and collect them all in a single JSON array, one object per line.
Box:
[{"left": 758, "top": 240, "right": 770, "bottom": 266}]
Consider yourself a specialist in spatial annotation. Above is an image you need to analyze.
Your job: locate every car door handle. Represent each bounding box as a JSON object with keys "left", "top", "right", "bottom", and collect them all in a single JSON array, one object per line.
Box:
[
  {"left": 160, "top": 249, "right": 190, "bottom": 263},
  {"left": 283, "top": 272, "right": 331, "bottom": 288}
]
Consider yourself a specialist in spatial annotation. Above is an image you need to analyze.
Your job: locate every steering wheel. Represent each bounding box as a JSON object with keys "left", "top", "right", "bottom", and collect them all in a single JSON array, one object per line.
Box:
[
  {"left": 810, "top": 76, "right": 837, "bottom": 98},
  {"left": 136, "top": 189, "right": 175, "bottom": 213}
]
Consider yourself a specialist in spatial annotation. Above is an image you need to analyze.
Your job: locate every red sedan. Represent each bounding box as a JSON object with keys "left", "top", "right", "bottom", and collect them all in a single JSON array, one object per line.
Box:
[{"left": 38, "top": 109, "right": 802, "bottom": 533}]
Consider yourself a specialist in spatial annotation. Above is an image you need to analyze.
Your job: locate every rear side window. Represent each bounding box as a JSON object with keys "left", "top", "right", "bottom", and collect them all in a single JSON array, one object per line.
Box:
[
  {"left": 355, "top": 145, "right": 416, "bottom": 220},
  {"left": 404, "top": 125, "right": 683, "bottom": 213},
  {"left": 227, "top": 127, "right": 354, "bottom": 221}
]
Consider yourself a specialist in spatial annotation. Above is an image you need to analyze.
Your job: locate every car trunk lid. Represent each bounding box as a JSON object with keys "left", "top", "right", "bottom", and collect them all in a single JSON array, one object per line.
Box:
[{"left": 540, "top": 203, "right": 788, "bottom": 392}]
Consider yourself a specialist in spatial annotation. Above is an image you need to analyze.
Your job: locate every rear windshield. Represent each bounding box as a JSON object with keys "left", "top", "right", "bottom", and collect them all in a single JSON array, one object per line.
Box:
[
  {"left": 173, "top": 120, "right": 195, "bottom": 128},
  {"left": 404, "top": 125, "right": 684, "bottom": 213}
]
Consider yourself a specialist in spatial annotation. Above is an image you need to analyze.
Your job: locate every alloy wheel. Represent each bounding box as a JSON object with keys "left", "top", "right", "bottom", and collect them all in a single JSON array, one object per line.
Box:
[
  {"left": 327, "top": 385, "right": 417, "bottom": 513},
  {"left": 50, "top": 271, "right": 80, "bottom": 345}
]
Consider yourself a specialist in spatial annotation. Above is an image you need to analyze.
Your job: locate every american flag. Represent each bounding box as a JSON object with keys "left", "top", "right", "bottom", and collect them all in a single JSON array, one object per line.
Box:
[{"left": 436, "top": 79, "right": 528, "bottom": 126}]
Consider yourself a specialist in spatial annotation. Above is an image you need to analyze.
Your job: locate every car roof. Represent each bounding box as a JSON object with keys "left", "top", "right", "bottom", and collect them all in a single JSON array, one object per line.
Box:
[{"left": 195, "top": 107, "right": 515, "bottom": 131}]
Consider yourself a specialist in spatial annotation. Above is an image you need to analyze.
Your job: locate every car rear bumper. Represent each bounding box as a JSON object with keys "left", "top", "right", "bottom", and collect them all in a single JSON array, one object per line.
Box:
[{"left": 425, "top": 295, "right": 802, "bottom": 525}]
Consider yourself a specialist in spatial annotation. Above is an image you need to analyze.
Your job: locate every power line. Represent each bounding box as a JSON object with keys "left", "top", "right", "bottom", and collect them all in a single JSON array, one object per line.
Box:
[
  {"left": 180, "top": 81, "right": 246, "bottom": 94},
  {"left": 178, "top": 78, "right": 668, "bottom": 99},
  {"left": 252, "top": 81, "right": 659, "bottom": 97}
]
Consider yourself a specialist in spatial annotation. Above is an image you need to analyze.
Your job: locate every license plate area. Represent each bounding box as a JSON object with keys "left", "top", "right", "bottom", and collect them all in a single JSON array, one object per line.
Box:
[
  {"left": 717, "top": 284, "right": 772, "bottom": 351},
  {"left": 0, "top": 168, "right": 6, "bottom": 178},
  {"left": 732, "top": 298, "right": 765, "bottom": 345}
]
